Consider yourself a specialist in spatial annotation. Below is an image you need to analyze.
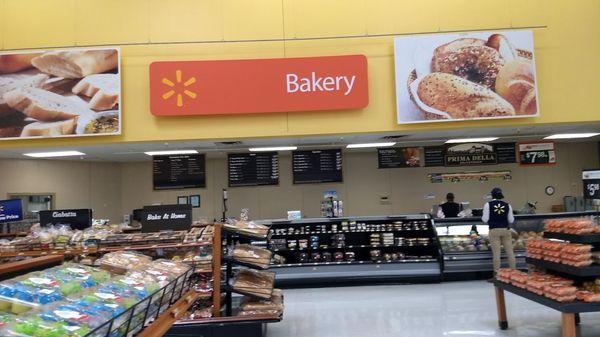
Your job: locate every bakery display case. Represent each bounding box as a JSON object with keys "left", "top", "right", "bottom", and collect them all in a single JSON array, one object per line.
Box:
[
  {"left": 259, "top": 214, "right": 442, "bottom": 285},
  {"left": 435, "top": 211, "right": 600, "bottom": 274}
]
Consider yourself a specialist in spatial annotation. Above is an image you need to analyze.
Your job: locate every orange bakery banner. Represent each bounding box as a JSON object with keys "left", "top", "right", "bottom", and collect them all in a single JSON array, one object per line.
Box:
[{"left": 149, "top": 55, "right": 368, "bottom": 116}]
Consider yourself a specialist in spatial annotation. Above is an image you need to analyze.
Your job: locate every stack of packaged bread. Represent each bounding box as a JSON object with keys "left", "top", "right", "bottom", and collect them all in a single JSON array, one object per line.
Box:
[
  {"left": 526, "top": 239, "right": 594, "bottom": 267},
  {"left": 497, "top": 269, "right": 600, "bottom": 303},
  {"left": 545, "top": 218, "right": 600, "bottom": 235}
]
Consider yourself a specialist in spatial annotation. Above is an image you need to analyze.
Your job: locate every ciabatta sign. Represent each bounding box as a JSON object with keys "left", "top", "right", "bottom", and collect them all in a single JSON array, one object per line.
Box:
[{"left": 149, "top": 55, "right": 368, "bottom": 116}]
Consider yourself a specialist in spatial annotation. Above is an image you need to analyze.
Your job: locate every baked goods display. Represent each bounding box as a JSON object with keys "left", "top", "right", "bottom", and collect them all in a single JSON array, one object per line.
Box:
[
  {"left": 544, "top": 217, "right": 600, "bottom": 234},
  {"left": 223, "top": 220, "right": 269, "bottom": 239},
  {"left": 238, "top": 289, "right": 284, "bottom": 317},
  {"left": 527, "top": 239, "right": 595, "bottom": 267},
  {"left": 396, "top": 31, "right": 538, "bottom": 122},
  {"left": 230, "top": 269, "right": 275, "bottom": 300},
  {"left": 230, "top": 244, "right": 272, "bottom": 269},
  {"left": 0, "top": 253, "right": 194, "bottom": 337},
  {"left": 0, "top": 48, "right": 120, "bottom": 139}
]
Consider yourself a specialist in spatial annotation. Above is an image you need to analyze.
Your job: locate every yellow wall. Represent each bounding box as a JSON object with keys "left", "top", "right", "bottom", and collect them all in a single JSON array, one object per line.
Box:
[{"left": 0, "top": 0, "right": 599, "bottom": 149}]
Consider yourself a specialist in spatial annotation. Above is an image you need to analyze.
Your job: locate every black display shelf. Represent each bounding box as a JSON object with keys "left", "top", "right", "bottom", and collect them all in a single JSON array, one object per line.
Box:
[
  {"left": 271, "top": 243, "right": 433, "bottom": 252},
  {"left": 526, "top": 257, "right": 600, "bottom": 277},
  {"left": 270, "top": 229, "right": 430, "bottom": 237},
  {"left": 491, "top": 280, "right": 600, "bottom": 313},
  {"left": 270, "top": 258, "right": 438, "bottom": 268},
  {"left": 543, "top": 232, "right": 600, "bottom": 244},
  {"left": 222, "top": 256, "right": 270, "bottom": 270}
]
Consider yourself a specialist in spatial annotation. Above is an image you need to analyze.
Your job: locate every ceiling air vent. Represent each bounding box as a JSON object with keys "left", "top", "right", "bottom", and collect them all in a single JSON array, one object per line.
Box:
[
  {"left": 214, "top": 141, "right": 243, "bottom": 146},
  {"left": 381, "top": 135, "right": 407, "bottom": 140}
]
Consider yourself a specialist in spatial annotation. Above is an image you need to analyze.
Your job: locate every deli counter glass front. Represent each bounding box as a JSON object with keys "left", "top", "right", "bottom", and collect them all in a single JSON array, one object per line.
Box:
[{"left": 434, "top": 211, "right": 600, "bottom": 274}]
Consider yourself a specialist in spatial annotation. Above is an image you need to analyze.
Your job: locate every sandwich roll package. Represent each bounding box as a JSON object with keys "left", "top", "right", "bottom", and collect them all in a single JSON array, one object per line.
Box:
[
  {"left": 231, "top": 269, "right": 275, "bottom": 299},
  {"left": 231, "top": 244, "right": 273, "bottom": 269},
  {"left": 97, "top": 251, "right": 152, "bottom": 274},
  {"left": 239, "top": 289, "right": 284, "bottom": 317},
  {"left": 223, "top": 219, "right": 270, "bottom": 239}
]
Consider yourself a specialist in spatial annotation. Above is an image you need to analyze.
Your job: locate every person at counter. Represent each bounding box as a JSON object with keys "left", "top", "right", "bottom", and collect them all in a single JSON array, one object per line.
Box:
[
  {"left": 482, "top": 187, "right": 516, "bottom": 273},
  {"left": 439, "top": 193, "right": 461, "bottom": 218}
]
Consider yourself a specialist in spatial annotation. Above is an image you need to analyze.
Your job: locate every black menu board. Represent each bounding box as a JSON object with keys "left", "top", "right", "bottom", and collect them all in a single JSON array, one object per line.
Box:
[
  {"left": 424, "top": 146, "right": 445, "bottom": 167},
  {"left": 378, "top": 147, "right": 421, "bottom": 168},
  {"left": 228, "top": 152, "right": 279, "bottom": 187},
  {"left": 293, "top": 149, "right": 343, "bottom": 184},
  {"left": 153, "top": 154, "right": 206, "bottom": 190},
  {"left": 495, "top": 143, "right": 517, "bottom": 163}
]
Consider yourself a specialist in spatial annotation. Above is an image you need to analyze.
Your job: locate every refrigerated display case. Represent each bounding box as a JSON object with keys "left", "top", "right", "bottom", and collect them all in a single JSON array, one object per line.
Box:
[
  {"left": 258, "top": 214, "right": 442, "bottom": 285},
  {"left": 435, "top": 211, "right": 600, "bottom": 274}
]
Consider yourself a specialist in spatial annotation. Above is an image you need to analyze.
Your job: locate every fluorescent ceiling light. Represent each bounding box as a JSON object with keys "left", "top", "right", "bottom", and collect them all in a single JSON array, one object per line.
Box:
[
  {"left": 144, "top": 150, "right": 198, "bottom": 156},
  {"left": 346, "top": 142, "right": 396, "bottom": 149},
  {"left": 445, "top": 137, "right": 499, "bottom": 144},
  {"left": 24, "top": 151, "right": 85, "bottom": 158},
  {"left": 543, "top": 133, "right": 600, "bottom": 140},
  {"left": 249, "top": 146, "right": 297, "bottom": 152}
]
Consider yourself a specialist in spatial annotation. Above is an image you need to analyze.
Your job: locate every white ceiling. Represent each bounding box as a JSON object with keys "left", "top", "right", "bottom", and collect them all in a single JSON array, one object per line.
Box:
[{"left": 0, "top": 123, "right": 599, "bottom": 162}]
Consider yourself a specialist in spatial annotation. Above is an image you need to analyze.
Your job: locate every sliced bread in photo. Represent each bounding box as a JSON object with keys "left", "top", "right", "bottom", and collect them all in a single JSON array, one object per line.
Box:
[
  {"left": 4, "top": 87, "right": 92, "bottom": 122},
  {"left": 72, "top": 73, "right": 119, "bottom": 110},
  {"left": 32, "top": 49, "right": 118, "bottom": 78},
  {"left": 20, "top": 118, "right": 77, "bottom": 137}
]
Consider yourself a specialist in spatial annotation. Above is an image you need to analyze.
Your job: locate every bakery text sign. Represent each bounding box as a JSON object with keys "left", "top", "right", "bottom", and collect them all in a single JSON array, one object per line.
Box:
[{"left": 149, "top": 55, "right": 368, "bottom": 116}]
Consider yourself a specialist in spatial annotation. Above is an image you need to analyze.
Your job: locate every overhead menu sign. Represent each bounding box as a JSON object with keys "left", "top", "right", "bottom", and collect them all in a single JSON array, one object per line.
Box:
[
  {"left": 378, "top": 147, "right": 421, "bottom": 168},
  {"left": 582, "top": 170, "right": 600, "bottom": 199},
  {"left": 424, "top": 146, "right": 445, "bottom": 167},
  {"left": 293, "top": 149, "right": 343, "bottom": 184},
  {"left": 228, "top": 152, "right": 279, "bottom": 187},
  {"left": 153, "top": 154, "right": 206, "bottom": 190},
  {"left": 445, "top": 143, "right": 497, "bottom": 166},
  {"left": 424, "top": 143, "right": 516, "bottom": 167},
  {"left": 518, "top": 142, "right": 556, "bottom": 165},
  {"left": 141, "top": 204, "right": 192, "bottom": 232},
  {"left": 39, "top": 209, "right": 92, "bottom": 230},
  {"left": 0, "top": 199, "right": 23, "bottom": 223},
  {"left": 495, "top": 143, "right": 517, "bottom": 163}
]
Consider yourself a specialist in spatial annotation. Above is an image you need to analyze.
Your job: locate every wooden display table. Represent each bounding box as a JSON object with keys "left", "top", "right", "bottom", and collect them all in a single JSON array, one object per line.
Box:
[{"left": 492, "top": 280, "right": 600, "bottom": 337}]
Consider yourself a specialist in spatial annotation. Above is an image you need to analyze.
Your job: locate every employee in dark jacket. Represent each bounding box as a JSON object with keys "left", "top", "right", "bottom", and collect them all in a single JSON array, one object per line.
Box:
[
  {"left": 482, "top": 187, "right": 516, "bottom": 272},
  {"left": 440, "top": 193, "right": 460, "bottom": 218}
]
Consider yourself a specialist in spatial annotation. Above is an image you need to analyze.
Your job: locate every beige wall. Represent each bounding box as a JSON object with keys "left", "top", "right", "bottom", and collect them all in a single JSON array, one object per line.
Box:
[
  {"left": 0, "top": 159, "right": 122, "bottom": 221},
  {"left": 119, "top": 142, "right": 599, "bottom": 221},
  {"left": 1, "top": 142, "right": 597, "bottom": 222}
]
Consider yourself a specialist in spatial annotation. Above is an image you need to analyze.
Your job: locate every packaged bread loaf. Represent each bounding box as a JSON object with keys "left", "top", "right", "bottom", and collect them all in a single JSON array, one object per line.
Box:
[
  {"left": 231, "top": 269, "right": 275, "bottom": 299},
  {"left": 232, "top": 244, "right": 272, "bottom": 269}
]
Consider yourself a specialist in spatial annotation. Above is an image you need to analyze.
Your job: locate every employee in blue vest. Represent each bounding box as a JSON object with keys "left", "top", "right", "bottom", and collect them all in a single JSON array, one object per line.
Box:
[{"left": 482, "top": 187, "right": 516, "bottom": 273}]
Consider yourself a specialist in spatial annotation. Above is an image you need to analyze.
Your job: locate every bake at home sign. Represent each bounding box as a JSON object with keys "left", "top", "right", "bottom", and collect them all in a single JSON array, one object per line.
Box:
[
  {"left": 146, "top": 213, "right": 187, "bottom": 220},
  {"left": 149, "top": 55, "right": 368, "bottom": 116}
]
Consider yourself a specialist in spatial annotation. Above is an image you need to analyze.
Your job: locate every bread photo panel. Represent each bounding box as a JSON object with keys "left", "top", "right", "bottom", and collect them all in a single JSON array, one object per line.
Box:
[
  {"left": 394, "top": 30, "right": 539, "bottom": 124},
  {"left": 0, "top": 47, "right": 120, "bottom": 139}
]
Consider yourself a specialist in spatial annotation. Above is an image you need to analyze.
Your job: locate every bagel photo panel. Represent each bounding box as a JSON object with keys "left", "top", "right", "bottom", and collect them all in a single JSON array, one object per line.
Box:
[
  {"left": 394, "top": 30, "right": 539, "bottom": 124},
  {"left": 0, "top": 47, "right": 121, "bottom": 140}
]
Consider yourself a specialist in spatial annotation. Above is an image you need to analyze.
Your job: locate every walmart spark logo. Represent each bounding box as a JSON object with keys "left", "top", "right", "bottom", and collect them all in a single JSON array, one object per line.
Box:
[
  {"left": 493, "top": 204, "right": 505, "bottom": 215},
  {"left": 161, "top": 70, "right": 197, "bottom": 107}
]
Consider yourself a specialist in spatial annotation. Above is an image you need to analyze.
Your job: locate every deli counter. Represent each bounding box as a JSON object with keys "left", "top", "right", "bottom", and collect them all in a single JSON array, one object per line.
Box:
[{"left": 434, "top": 211, "right": 600, "bottom": 274}]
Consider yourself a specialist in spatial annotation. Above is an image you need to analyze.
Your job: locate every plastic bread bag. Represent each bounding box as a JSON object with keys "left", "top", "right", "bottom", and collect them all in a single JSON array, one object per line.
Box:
[
  {"left": 231, "top": 244, "right": 272, "bottom": 268},
  {"left": 240, "top": 289, "right": 283, "bottom": 312},
  {"left": 96, "top": 251, "right": 152, "bottom": 274},
  {"left": 223, "top": 219, "right": 269, "bottom": 238}
]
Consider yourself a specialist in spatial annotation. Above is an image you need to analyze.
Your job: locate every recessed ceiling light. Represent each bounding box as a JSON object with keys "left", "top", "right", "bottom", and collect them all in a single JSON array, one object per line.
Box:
[
  {"left": 346, "top": 142, "right": 396, "bottom": 149},
  {"left": 144, "top": 150, "right": 198, "bottom": 156},
  {"left": 543, "top": 133, "right": 600, "bottom": 140},
  {"left": 249, "top": 146, "right": 297, "bottom": 152},
  {"left": 445, "top": 137, "right": 499, "bottom": 144},
  {"left": 24, "top": 151, "right": 85, "bottom": 158}
]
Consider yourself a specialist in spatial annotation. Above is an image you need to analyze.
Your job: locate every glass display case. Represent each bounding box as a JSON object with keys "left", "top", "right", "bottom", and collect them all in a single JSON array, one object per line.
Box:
[
  {"left": 434, "top": 211, "right": 600, "bottom": 274},
  {"left": 256, "top": 214, "right": 442, "bottom": 285}
]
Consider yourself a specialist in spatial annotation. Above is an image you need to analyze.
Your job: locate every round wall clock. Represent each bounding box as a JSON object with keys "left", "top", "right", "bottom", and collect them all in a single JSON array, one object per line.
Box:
[{"left": 545, "top": 186, "right": 555, "bottom": 196}]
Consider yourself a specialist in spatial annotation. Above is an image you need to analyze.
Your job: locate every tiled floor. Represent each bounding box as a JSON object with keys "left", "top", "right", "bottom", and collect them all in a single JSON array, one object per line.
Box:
[{"left": 268, "top": 280, "right": 600, "bottom": 337}]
